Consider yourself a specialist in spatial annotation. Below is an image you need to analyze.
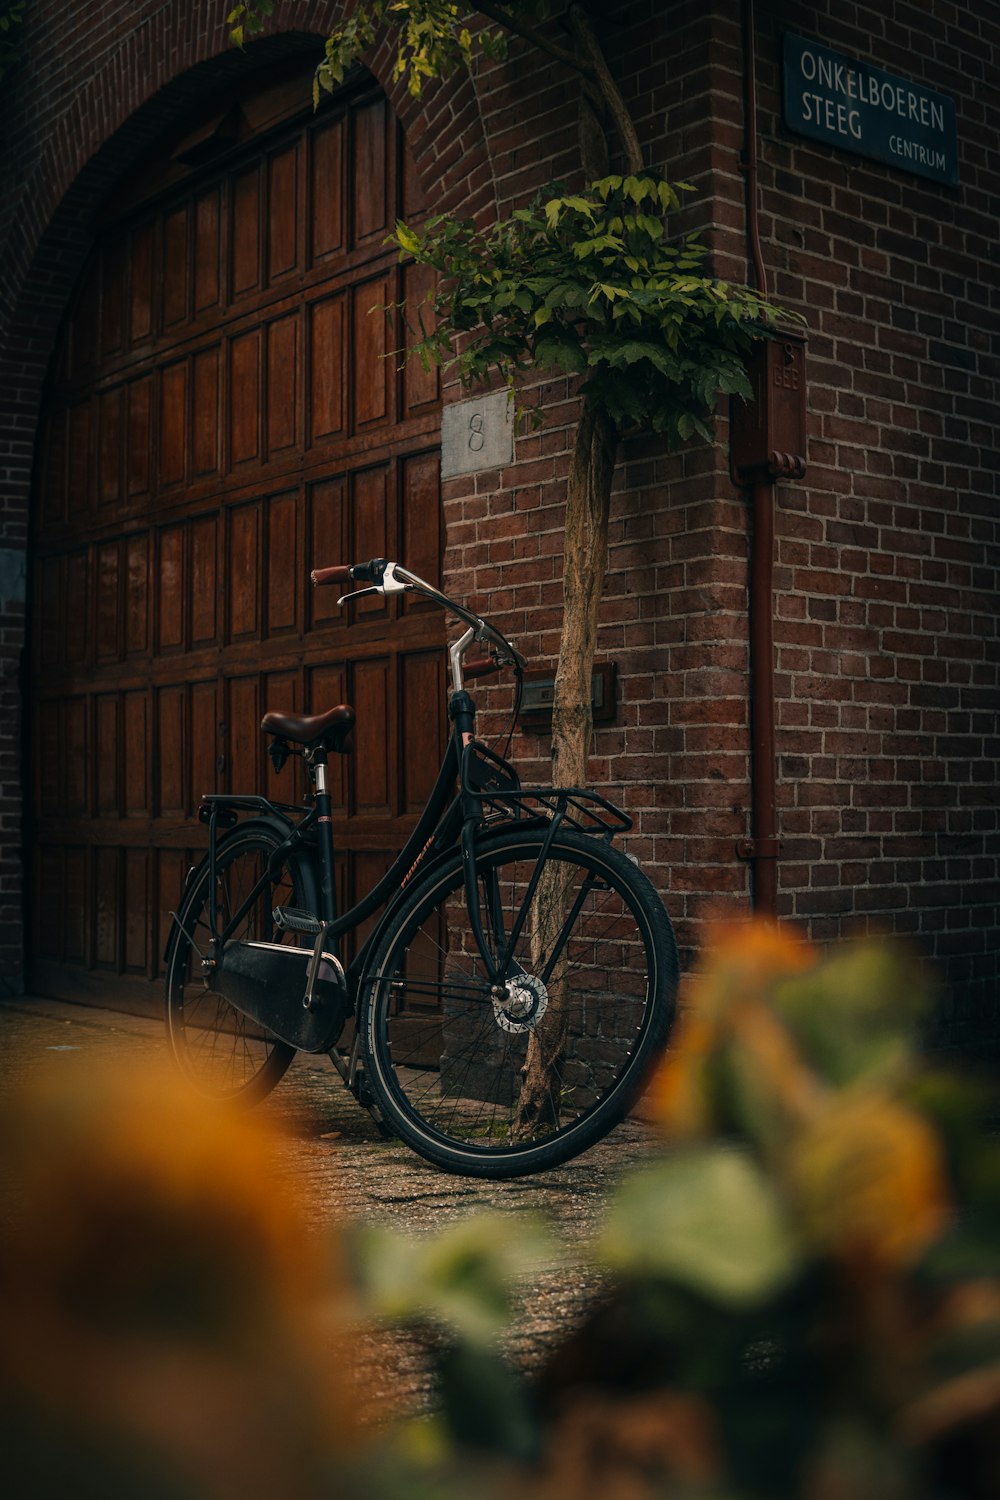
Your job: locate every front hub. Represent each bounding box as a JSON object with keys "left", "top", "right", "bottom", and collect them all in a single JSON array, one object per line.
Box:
[{"left": 492, "top": 973, "right": 549, "bottom": 1034}]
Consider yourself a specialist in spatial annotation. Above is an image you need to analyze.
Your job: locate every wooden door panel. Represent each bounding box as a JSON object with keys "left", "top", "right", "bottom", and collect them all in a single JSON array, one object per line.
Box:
[
  {"left": 95, "top": 541, "right": 121, "bottom": 661},
  {"left": 162, "top": 206, "right": 191, "bottom": 328},
  {"left": 267, "top": 313, "right": 299, "bottom": 457},
  {"left": 309, "top": 293, "right": 346, "bottom": 443},
  {"left": 95, "top": 695, "right": 120, "bottom": 817},
  {"left": 192, "top": 347, "right": 221, "bottom": 477},
  {"left": 231, "top": 165, "right": 262, "bottom": 298},
  {"left": 190, "top": 513, "right": 219, "bottom": 646},
  {"left": 194, "top": 188, "right": 223, "bottom": 313},
  {"left": 227, "top": 502, "right": 260, "bottom": 641},
  {"left": 65, "top": 699, "right": 88, "bottom": 816},
  {"left": 124, "top": 849, "right": 150, "bottom": 972},
  {"left": 266, "top": 490, "right": 299, "bottom": 636},
  {"left": 310, "top": 117, "right": 344, "bottom": 264},
  {"left": 230, "top": 330, "right": 261, "bottom": 466},
  {"left": 125, "top": 533, "right": 150, "bottom": 656},
  {"left": 190, "top": 680, "right": 219, "bottom": 810},
  {"left": 130, "top": 222, "right": 155, "bottom": 344},
  {"left": 94, "top": 848, "right": 120, "bottom": 969},
  {"left": 351, "top": 656, "right": 391, "bottom": 816},
  {"left": 123, "top": 690, "right": 149, "bottom": 817},
  {"left": 99, "top": 387, "right": 123, "bottom": 508},
  {"left": 227, "top": 674, "right": 260, "bottom": 796},
  {"left": 309, "top": 477, "right": 346, "bottom": 626},
  {"left": 64, "top": 850, "right": 89, "bottom": 965},
  {"left": 268, "top": 143, "right": 300, "bottom": 283},
  {"left": 127, "top": 377, "right": 152, "bottom": 497},
  {"left": 157, "top": 525, "right": 186, "bottom": 652},
  {"left": 157, "top": 686, "right": 186, "bottom": 817},
  {"left": 30, "top": 83, "right": 442, "bottom": 1007},
  {"left": 352, "top": 274, "right": 391, "bottom": 429},
  {"left": 160, "top": 361, "right": 189, "bottom": 488},
  {"left": 401, "top": 651, "right": 445, "bottom": 813},
  {"left": 352, "top": 97, "right": 388, "bottom": 245}
]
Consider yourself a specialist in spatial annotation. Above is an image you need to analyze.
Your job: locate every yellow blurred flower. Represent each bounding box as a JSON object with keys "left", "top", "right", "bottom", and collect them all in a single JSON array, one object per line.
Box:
[
  {"left": 649, "top": 918, "right": 820, "bottom": 1138},
  {"left": 0, "top": 1057, "right": 360, "bottom": 1500},
  {"left": 789, "top": 1092, "right": 951, "bottom": 1270}
]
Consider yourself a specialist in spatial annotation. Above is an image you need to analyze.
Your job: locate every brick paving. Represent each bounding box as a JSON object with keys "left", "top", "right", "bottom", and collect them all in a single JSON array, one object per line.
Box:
[{"left": 0, "top": 995, "right": 660, "bottom": 1414}]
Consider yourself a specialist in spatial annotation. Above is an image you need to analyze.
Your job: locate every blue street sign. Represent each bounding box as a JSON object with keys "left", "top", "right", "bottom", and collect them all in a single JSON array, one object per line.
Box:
[{"left": 782, "top": 33, "right": 959, "bottom": 187}]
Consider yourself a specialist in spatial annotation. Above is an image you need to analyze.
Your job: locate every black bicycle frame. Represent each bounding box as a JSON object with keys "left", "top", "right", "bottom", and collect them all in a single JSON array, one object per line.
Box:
[
  {"left": 196, "top": 711, "right": 469, "bottom": 984},
  {"left": 194, "top": 682, "right": 628, "bottom": 1004}
]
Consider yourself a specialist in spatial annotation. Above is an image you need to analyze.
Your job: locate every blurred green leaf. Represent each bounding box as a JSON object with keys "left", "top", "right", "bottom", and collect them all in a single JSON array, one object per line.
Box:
[
  {"left": 772, "top": 940, "right": 932, "bottom": 1088},
  {"left": 599, "top": 1148, "right": 801, "bottom": 1306},
  {"left": 350, "top": 1214, "right": 551, "bottom": 1345}
]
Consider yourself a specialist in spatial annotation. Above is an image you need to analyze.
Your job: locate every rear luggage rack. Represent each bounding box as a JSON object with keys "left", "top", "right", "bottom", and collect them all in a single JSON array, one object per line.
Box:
[{"left": 461, "top": 741, "right": 632, "bottom": 838}]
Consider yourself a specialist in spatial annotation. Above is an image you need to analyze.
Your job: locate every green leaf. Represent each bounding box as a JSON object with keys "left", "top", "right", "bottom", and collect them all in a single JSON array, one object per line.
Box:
[
  {"left": 599, "top": 1148, "right": 801, "bottom": 1306},
  {"left": 351, "top": 1214, "right": 551, "bottom": 1346}
]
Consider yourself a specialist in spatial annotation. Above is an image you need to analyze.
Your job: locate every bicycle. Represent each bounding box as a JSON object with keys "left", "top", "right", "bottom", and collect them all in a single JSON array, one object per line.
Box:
[{"left": 164, "top": 559, "right": 679, "bottom": 1177}]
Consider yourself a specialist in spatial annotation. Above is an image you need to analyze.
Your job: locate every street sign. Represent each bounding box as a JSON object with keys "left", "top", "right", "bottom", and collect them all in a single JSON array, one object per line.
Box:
[{"left": 782, "top": 33, "right": 959, "bottom": 187}]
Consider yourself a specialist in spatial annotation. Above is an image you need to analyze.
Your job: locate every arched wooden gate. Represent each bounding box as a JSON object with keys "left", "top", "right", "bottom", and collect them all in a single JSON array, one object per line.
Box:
[{"left": 29, "top": 76, "right": 443, "bottom": 1007}]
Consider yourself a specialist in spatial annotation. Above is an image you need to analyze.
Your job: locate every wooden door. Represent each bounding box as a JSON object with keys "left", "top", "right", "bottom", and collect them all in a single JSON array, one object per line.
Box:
[{"left": 29, "top": 82, "right": 443, "bottom": 1008}]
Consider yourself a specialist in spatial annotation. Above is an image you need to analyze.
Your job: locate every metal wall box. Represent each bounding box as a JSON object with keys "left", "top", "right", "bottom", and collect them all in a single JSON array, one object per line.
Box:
[
  {"left": 518, "top": 664, "right": 617, "bottom": 733},
  {"left": 731, "top": 331, "right": 808, "bottom": 481}
]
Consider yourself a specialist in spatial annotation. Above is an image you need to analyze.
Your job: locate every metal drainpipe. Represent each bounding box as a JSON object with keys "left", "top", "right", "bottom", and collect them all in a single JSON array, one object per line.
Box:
[{"left": 740, "top": 0, "right": 780, "bottom": 917}]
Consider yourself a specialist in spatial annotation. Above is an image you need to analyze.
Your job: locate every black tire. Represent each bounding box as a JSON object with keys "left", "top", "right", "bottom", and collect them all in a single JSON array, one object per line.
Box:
[
  {"left": 165, "top": 821, "right": 313, "bottom": 1105},
  {"left": 361, "top": 827, "right": 678, "bottom": 1177}
]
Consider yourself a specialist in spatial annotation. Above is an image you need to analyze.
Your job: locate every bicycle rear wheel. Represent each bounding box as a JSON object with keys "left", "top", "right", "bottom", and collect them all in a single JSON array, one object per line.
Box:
[
  {"left": 361, "top": 826, "right": 678, "bottom": 1176},
  {"left": 165, "top": 822, "right": 312, "bottom": 1104}
]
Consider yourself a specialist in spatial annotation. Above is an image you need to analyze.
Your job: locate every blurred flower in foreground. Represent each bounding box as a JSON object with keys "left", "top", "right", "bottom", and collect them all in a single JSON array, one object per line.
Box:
[
  {"left": 0, "top": 1057, "right": 358, "bottom": 1500},
  {"left": 646, "top": 918, "right": 950, "bottom": 1273}
]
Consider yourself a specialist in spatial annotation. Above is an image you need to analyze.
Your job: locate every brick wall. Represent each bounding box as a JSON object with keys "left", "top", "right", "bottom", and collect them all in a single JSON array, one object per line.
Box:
[
  {"left": 1, "top": 0, "right": 997, "bottom": 1040},
  {"left": 714, "top": 0, "right": 1000, "bottom": 1043}
]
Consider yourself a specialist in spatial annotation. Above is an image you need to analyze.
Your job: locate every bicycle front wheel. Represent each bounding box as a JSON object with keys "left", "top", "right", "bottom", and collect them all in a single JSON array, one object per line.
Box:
[
  {"left": 361, "top": 827, "right": 678, "bottom": 1177},
  {"left": 165, "top": 822, "right": 313, "bottom": 1105}
]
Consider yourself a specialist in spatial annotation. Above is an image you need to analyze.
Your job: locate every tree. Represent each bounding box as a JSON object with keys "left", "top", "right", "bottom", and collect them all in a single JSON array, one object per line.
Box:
[{"left": 230, "top": 1, "right": 784, "bottom": 1132}]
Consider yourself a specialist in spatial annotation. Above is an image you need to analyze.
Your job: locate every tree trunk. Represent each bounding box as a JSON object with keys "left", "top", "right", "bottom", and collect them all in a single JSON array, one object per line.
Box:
[
  {"left": 550, "top": 403, "right": 618, "bottom": 788},
  {"left": 513, "top": 403, "right": 617, "bottom": 1137}
]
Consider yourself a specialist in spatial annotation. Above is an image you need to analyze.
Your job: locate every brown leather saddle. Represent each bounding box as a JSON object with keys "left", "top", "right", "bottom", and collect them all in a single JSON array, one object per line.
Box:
[{"left": 260, "top": 704, "right": 355, "bottom": 754}]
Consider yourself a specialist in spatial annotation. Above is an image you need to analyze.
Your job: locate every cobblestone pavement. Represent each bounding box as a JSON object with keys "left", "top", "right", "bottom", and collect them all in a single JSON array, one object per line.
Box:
[{"left": 0, "top": 995, "right": 662, "bottom": 1414}]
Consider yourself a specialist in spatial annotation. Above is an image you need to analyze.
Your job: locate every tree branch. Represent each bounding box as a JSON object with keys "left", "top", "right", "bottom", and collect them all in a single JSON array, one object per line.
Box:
[
  {"left": 565, "top": 3, "right": 644, "bottom": 174},
  {"left": 473, "top": 1, "right": 599, "bottom": 84}
]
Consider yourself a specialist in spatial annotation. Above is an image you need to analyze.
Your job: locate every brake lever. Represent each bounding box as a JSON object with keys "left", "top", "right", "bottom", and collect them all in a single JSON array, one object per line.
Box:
[{"left": 337, "top": 586, "right": 382, "bottom": 606}]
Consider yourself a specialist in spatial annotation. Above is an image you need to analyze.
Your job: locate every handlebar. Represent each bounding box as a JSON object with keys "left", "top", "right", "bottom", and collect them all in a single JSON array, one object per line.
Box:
[
  {"left": 310, "top": 558, "right": 526, "bottom": 690},
  {"left": 311, "top": 560, "right": 383, "bottom": 587}
]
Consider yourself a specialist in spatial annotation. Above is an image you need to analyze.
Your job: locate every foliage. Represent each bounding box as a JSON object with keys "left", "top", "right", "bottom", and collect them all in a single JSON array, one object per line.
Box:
[
  {"left": 227, "top": 1, "right": 546, "bottom": 101},
  {"left": 311, "top": 0, "right": 521, "bottom": 104},
  {"left": 393, "top": 174, "right": 784, "bottom": 441},
  {"left": 350, "top": 923, "right": 1000, "bottom": 1499},
  {"left": 8, "top": 930, "right": 1000, "bottom": 1499}
]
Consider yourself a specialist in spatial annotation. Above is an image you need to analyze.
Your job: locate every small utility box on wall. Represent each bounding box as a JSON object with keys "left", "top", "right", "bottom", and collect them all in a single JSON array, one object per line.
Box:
[{"left": 731, "top": 331, "right": 808, "bottom": 482}]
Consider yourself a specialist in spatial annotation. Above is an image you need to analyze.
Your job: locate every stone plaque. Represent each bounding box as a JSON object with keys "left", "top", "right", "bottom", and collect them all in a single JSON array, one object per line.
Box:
[{"left": 440, "top": 389, "right": 514, "bottom": 478}]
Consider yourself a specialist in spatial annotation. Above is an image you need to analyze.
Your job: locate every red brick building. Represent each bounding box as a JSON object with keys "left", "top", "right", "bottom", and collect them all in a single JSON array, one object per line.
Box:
[{"left": 1, "top": 2, "right": 997, "bottom": 1048}]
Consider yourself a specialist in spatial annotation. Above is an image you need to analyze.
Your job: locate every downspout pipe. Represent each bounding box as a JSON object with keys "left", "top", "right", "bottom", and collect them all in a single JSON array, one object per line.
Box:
[{"left": 740, "top": 0, "right": 779, "bottom": 918}]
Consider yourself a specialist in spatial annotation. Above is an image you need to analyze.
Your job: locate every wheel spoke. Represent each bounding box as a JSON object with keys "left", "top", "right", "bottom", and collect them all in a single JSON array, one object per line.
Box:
[{"left": 363, "top": 832, "right": 676, "bottom": 1173}]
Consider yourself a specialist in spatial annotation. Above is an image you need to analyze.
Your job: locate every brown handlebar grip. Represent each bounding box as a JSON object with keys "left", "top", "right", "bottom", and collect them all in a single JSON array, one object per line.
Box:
[
  {"left": 464, "top": 655, "right": 501, "bottom": 679},
  {"left": 311, "top": 565, "right": 354, "bottom": 586}
]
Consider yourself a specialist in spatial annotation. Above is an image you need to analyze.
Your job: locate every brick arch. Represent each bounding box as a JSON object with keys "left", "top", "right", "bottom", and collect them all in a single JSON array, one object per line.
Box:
[
  {"left": 0, "top": 4, "right": 497, "bottom": 988},
  {"left": 0, "top": 7, "right": 497, "bottom": 524}
]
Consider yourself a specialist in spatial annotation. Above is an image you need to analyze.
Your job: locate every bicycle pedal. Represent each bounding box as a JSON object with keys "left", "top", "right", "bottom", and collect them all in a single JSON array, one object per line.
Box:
[{"left": 272, "top": 905, "right": 324, "bottom": 935}]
